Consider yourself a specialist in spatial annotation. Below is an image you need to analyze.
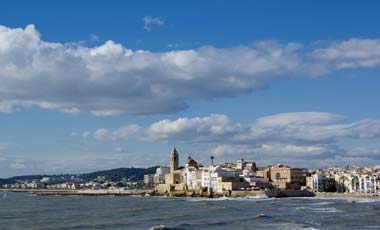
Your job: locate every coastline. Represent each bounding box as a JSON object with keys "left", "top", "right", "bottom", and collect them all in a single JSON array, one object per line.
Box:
[
  {"left": 1, "top": 188, "right": 313, "bottom": 198},
  {"left": 1, "top": 188, "right": 150, "bottom": 196},
  {"left": 315, "top": 192, "right": 380, "bottom": 199},
  {"left": 3, "top": 188, "right": 380, "bottom": 199}
]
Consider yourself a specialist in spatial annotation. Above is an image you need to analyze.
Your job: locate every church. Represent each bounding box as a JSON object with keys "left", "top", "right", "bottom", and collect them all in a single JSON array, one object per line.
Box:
[
  {"left": 155, "top": 146, "right": 254, "bottom": 194},
  {"left": 156, "top": 146, "right": 201, "bottom": 193},
  {"left": 164, "top": 147, "right": 182, "bottom": 185}
]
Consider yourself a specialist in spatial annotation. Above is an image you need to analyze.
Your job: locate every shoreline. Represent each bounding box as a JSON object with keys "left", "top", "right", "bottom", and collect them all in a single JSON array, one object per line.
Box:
[
  {"left": 3, "top": 188, "right": 380, "bottom": 199},
  {"left": 1, "top": 188, "right": 313, "bottom": 198},
  {"left": 315, "top": 192, "right": 380, "bottom": 199},
  {"left": 1, "top": 188, "right": 151, "bottom": 196}
]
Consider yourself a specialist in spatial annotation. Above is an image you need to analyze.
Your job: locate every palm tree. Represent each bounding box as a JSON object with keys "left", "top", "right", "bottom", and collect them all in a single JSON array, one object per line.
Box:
[
  {"left": 210, "top": 156, "right": 214, "bottom": 166},
  {"left": 275, "top": 172, "right": 281, "bottom": 189},
  {"left": 351, "top": 175, "right": 359, "bottom": 193},
  {"left": 339, "top": 175, "right": 348, "bottom": 192}
]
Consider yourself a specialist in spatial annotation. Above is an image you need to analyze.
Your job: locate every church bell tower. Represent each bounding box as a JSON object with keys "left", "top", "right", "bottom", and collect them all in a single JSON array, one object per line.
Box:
[{"left": 170, "top": 146, "right": 179, "bottom": 173}]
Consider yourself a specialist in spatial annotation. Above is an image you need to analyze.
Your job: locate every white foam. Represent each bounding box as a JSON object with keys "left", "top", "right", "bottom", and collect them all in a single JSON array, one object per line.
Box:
[
  {"left": 264, "top": 222, "right": 320, "bottom": 230},
  {"left": 186, "top": 196, "right": 274, "bottom": 202},
  {"left": 296, "top": 206, "right": 341, "bottom": 213},
  {"left": 309, "top": 201, "right": 335, "bottom": 206}
]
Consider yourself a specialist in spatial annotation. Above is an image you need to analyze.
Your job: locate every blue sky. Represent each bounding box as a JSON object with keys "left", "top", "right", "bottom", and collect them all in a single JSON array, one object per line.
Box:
[{"left": 1, "top": 0, "right": 380, "bottom": 177}]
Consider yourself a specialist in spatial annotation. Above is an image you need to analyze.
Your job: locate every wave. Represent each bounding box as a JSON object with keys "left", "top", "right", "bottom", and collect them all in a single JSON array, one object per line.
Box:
[
  {"left": 296, "top": 206, "right": 341, "bottom": 213},
  {"left": 308, "top": 201, "right": 335, "bottom": 206},
  {"left": 261, "top": 221, "right": 321, "bottom": 230},
  {"left": 316, "top": 196, "right": 380, "bottom": 203},
  {"left": 287, "top": 196, "right": 380, "bottom": 204},
  {"left": 186, "top": 195, "right": 273, "bottom": 202},
  {"left": 149, "top": 225, "right": 176, "bottom": 230}
]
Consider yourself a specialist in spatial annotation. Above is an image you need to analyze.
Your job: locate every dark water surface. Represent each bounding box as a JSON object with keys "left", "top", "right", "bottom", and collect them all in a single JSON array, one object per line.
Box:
[{"left": 1, "top": 192, "right": 380, "bottom": 229}]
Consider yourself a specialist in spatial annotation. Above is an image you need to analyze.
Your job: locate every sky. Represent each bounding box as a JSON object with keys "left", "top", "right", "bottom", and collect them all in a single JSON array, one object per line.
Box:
[{"left": 1, "top": 0, "right": 380, "bottom": 177}]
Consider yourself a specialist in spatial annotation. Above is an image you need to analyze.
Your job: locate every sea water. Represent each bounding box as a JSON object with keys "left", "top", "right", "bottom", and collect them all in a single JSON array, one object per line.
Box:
[{"left": 1, "top": 192, "right": 380, "bottom": 229}]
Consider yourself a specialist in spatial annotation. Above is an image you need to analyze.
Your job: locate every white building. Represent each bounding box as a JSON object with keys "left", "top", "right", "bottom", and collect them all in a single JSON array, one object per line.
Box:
[
  {"left": 200, "top": 166, "right": 239, "bottom": 192},
  {"left": 154, "top": 166, "right": 170, "bottom": 184}
]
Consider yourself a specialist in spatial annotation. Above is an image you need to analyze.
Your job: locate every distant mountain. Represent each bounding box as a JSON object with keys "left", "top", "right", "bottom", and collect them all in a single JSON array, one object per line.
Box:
[
  {"left": 0, "top": 166, "right": 159, "bottom": 184},
  {"left": 81, "top": 167, "right": 158, "bottom": 182}
]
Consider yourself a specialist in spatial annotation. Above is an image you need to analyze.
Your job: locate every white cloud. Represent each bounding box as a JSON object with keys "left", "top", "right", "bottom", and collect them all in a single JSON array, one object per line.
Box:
[
  {"left": 143, "top": 16, "right": 165, "bottom": 31},
  {"left": 210, "top": 143, "right": 335, "bottom": 157},
  {"left": 9, "top": 159, "right": 26, "bottom": 170},
  {"left": 112, "top": 125, "right": 142, "bottom": 140},
  {"left": 87, "top": 112, "right": 380, "bottom": 168},
  {"left": 93, "top": 128, "right": 110, "bottom": 140},
  {"left": 62, "top": 107, "right": 81, "bottom": 115},
  {"left": 82, "top": 131, "right": 90, "bottom": 138},
  {"left": 68, "top": 132, "right": 78, "bottom": 137},
  {"left": 114, "top": 147, "right": 127, "bottom": 153},
  {"left": 90, "top": 34, "right": 100, "bottom": 42},
  {"left": 147, "top": 114, "right": 241, "bottom": 142},
  {"left": 311, "top": 38, "right": 380, "bottom": 69},
  {"left": 91, "top": 112, "right": 380, "bottom": 144},
  {"left": 346, "top": 147, "right": 380, "bottom": 157},
  {"left": 0, "top": 25, "right": 379, "bottom": 116},
  {"left": 255, "top": 112, "right": 346, "bottom": 128}
]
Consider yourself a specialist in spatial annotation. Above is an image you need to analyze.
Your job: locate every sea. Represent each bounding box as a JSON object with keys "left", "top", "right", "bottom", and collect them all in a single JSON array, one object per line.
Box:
[{"left": 1, "top": 192, "right": 380, "bottom": 230}]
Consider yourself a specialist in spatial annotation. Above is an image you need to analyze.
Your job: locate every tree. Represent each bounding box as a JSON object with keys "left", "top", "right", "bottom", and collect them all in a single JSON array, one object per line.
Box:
[{"left": 275, "top": 172, "right": 281, "bottom": 189}]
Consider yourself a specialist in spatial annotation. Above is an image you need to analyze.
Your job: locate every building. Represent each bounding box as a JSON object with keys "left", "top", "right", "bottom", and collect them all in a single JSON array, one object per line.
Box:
[
  {"left": 256, "top": 167, "right": 271, "bottom": 179},
  {"left": 334, "top": 172, "right": 380, "bottom": 194},
  {"left": 156, "top": 147, "right": 186, "bottom": 193},
  {"left": 165, "top": 147, "right": 183, "bottom": 185},
  {"left": 311, "top": 173, "right": 336, "bottom": 192},
  {"left": 153, "top": 166, "right": 170, "bottom": 184},
  {"left": 170, "top": 146, "right": 179, "bottom": 173},
  {"left": 236, "top": 159, "right": 244, "bottom": 170},
  {"left": 218, "top": 177, "right": 249, "bottom": 193},
  {"left": 144, "top": 174, "right": 154, "bottom": 187},
  {"left": 183, "top": 156, "right": 202, "bottom": 190},
  {"left": 270, "top": 165, "right": 303, "bottom": 190},
  {"left": 236, "top": 159, "right": 257, "bottom": 171},
  {"left": 306, "top": 176, "right": 312, "bottom": 189}
]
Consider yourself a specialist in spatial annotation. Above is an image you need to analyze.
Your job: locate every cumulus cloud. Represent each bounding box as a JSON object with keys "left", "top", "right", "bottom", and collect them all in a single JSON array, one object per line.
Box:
[
  {"left": 311, "top": 38, "right": 380, "bottom": 69},
  {"left": 93, "top": 128, "right": 110, "bottom": 140},
  {"left": 143, "top": 16, "right": 165, "bottom": 31},
  {"left": 147, "top": 114, "right": 242, "bottom": 142},
  {"left": 88, "top": 112, "right": 380, "bottom": 168},
  {"left": 91, "top": 112, "right": 380, "bottom": 144},
  {"left": 0, "top": 25, "right": 380, "bottom": 116},
  {"left": 82, "top": 131, "right": 90, "bottom": 138},
  {"left": 93, "top": 125, "right": 143, "bottom": 141},
  {"left": 68, "top": 132, "right": 78, "bottom": 137}
]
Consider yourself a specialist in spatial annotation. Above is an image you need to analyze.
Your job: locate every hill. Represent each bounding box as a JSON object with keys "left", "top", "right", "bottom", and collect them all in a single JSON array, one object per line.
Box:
[{"left": 0, "top": 166, "right": 159, "bottom": 184}]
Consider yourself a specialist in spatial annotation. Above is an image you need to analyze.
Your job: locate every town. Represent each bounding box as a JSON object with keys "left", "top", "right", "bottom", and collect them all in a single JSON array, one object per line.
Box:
[
  {"left": 147, "top": 147, "right": 380, "bottom": 197},
  {"left": 2, "top": 147, "right": 380, "bottom": 198}
]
